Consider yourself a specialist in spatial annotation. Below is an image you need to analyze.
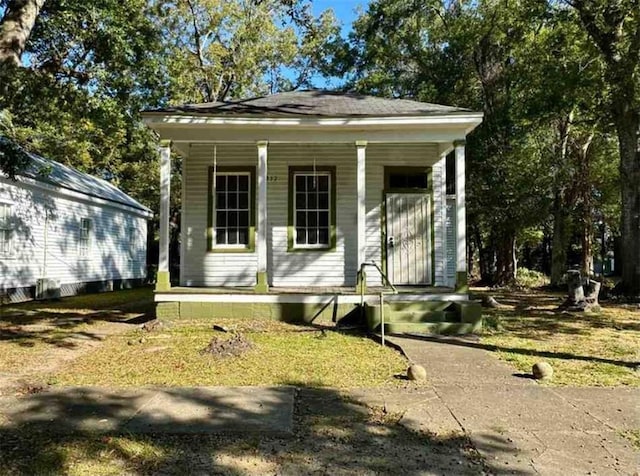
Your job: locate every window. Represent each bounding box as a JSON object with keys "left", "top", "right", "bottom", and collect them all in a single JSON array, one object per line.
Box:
[
  {"left": 385, "top": 167, "right": 430, "bottom": 191},
  {"left": 446, "top": 152, "right": 456, "bottom": 195},
  {"left": 0, "top": 203, "right": 12, "bottom": 255},
  {"left": 127, "top": 226, "right": 137, "bottom": 261},
  {"left": 289, "top": 167, "right": 336, "bottom": 250},
  {"left": 79, "top": 218, "right": 91, "bottom": 258},
  {"left": 208, "top": 167, "right": 255, "bottom": 251}
]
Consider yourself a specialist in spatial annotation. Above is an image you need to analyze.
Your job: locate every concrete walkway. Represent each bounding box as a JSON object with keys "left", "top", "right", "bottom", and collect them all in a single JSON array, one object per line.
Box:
[
  {"left": 0, "top": 386, "right": 294, "bottom": 435},
  {"left": 383, "top": 335, "right": 640, "bottom": 475}
]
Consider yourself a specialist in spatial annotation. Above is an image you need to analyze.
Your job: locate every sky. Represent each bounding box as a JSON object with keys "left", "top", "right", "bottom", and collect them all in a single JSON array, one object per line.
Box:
[{"left": 312, "top": 0, "right": 367, "bottom": 35}]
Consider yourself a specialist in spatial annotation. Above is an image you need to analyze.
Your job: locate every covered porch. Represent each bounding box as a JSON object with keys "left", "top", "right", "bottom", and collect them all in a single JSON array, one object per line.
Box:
[
  {"left": 152, "top": 139, "right": 470, "bottom": 294},
  {"left": 142, "top": 91, "right": 482, "bottom": 331}
]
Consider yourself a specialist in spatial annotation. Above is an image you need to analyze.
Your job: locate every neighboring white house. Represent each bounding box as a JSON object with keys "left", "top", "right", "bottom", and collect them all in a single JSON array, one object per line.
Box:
[
  {"left": 0, "top": 150, "right": 152, "bottom": 302},
  {"left": 143, "top": 90, "right": 484, "bottom": 333}
]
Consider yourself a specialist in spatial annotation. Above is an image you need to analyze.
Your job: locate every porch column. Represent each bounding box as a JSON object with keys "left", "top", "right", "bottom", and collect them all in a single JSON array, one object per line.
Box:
[
  {"left": 255, "top": 141, "right": 269, "bottom": 292},
  {"left": 454, "top": 140, "right": 467, "bottom": 290},
  {"left": 157, "top": 140, "right": 171, "bottom": 292},
  {"left": 356, "top": 140, "right": 367, "bottom": 292},
  {"left": 439, "top": 150, "right": 448, "bottom": 287}
]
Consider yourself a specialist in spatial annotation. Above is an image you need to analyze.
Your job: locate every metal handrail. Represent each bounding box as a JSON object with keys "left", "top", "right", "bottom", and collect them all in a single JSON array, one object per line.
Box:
[{"left": 359, "top": 261, "right": 397, "bottom": 346}]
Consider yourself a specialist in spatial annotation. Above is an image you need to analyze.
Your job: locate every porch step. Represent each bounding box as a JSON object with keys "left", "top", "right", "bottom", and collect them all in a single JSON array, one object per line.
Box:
[
  {"left": 365, "top": 299, "right": 482, "bottom": 335},
  {"left": 383, "top": 321, "right": 481, "bottom": 335}
]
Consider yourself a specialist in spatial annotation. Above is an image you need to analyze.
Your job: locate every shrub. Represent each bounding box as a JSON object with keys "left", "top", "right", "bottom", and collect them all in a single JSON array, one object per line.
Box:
[{"left": 515, "top": 268, "right": 550, "bottom": 288}]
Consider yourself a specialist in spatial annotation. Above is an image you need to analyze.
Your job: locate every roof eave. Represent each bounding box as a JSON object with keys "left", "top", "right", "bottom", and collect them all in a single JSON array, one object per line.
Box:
[{"left": 141, "top": 112, "right": 484, "bottom": 128}]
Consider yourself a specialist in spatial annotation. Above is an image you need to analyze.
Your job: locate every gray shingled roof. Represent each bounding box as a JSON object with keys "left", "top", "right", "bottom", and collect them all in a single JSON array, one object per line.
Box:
[
  {"left": 145, "top": 90, "right": 473, "bottom": 117},
  {"left": 18, "top": 152, "right": 151, "bottom": 214}
]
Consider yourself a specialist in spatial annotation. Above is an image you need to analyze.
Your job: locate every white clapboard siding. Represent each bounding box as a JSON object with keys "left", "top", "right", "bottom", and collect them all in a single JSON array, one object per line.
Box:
[
  {"left": 446, "top": 197, "right": 457, "bottom": 285},
  {"left": 0, "top": 177, "right": 148, "bottom": 290},
  {"left": 182, "top": 142, "right": 447, "bottom": 288},
  {"left": 268, "top": 144, "right": 356, "bottom": 287},
  {"left": 182, "top": 143, "right": 258, "bottom": 286},
  {"left": 364, "top": 143, "right": 443, "bottom": 287}
]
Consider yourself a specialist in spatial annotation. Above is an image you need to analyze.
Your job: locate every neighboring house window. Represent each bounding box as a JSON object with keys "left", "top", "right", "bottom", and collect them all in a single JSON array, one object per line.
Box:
[
  {"left": 128, "top": 226, "right": 137, "bottom": 261},
  {"left": 208, "top": 167, "right": 256, "bottom": 251},
  {"left": 78, "top": 218, "right": 92, "bottom": 257},
  {"left": 0, "top": 203, "right": 12, "bottom": 255},
  {"left": 288, "top": 166, "right": 336, "bottom": 250}
]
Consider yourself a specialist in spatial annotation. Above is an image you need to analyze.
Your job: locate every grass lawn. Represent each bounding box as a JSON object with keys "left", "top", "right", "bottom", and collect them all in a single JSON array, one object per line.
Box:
[
  {"left": 51, "top": 318, "right": 408, "bottom": 388},
  {"left": 477, "top": 288, "right": 640, "bottom": 386},
  {"left": 0, "top": 287, "right": 153, "bottom": 377},
  {"left": 621, "top": 429, "right": 640, "bottom": 450}
]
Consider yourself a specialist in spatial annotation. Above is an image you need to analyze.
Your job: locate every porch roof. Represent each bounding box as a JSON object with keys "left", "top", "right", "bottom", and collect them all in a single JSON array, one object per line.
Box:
[{"left": 143, "top": 90, "right": 476, "bottom": 118}]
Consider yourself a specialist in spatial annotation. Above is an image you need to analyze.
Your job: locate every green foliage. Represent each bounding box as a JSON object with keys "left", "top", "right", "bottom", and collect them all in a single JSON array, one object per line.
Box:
[
  {"left": 515, "top": 268, "right": 550, "bottom": 289},
  {"left": 344, "top": 0, "right": 622, "bottom": 284},
  {"left": 0, "top": 109, "right": 30, "bottom": 178},
  {"left": 0, "top": 0, "right": 339, "bottom": 219},
  {"left": 159, "top": 0, "right": 340, "bottom": 103}
]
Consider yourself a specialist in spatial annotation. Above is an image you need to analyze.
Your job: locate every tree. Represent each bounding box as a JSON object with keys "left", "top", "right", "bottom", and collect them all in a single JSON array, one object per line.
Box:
[
  {"left": 0, "top": 0, "right": 168, "bottom": 204},
  {"left": 343, "top": 0, "right": 558, "bottom": 285},
  {"left": 337, "top": 0, "right": 623, "bottom": 286},
  {"left": 568, "top": 0, "right": 640, "bottom": 295},
  {"left": 0, "top": 0, "right": 46, "bottom": 65},
  {"left": 160, "top": 0, "right": 339, "bottom": 103}
]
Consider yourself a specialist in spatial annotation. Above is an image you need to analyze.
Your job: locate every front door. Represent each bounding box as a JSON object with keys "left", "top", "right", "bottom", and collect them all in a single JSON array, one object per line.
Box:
[{"left": 385, "top": 193, "right": 431, "bottom": 285}]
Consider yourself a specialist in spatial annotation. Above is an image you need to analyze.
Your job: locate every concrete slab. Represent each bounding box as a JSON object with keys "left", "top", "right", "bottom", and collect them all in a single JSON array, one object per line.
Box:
[
  {"left": 124, "top": 387, "right": 294, "bottom": 435},
  {"left": 470, "top": 429, "right": 639, "bottom": 476},
  {"left": 435, "top": 384, "right": 604, "bottom": 433},
  {"left": 347, "top": 387, "right": 463, "bottom": 434},
  {"left": 549, "top": 387, "right": 640, "bottom": 431},
  {"left": 0, "top": 386, "right": 294, "bottom": 435},
  {"left": 388, "top": 335, "right": 532, "bottom": 386}
]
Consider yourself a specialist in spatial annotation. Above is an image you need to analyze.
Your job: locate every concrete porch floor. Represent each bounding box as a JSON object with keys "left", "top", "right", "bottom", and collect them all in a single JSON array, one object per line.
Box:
[{"left": 157, "top": 285, "right": 457, "bottom": 295}]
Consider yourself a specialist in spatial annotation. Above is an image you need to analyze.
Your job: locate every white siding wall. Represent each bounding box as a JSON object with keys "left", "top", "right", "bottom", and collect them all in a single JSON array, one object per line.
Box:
[
  {"left": 268, "top": 144, "right": 356, "bottom": 286},
  {"left": 182, "top": 142, "right": 445, "bottom": 288},
  {"left": 182, "top": 144, "right": 258, "bottom": 286},
  {"left": 0, "top": 177, "right": 148, "bottom": 291}
]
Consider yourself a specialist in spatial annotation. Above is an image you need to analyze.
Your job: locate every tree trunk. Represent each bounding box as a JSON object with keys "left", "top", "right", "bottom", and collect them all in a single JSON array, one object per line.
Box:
[
  {"left": 551, "top": 192, "right": 569, "bottom": 287},
  {"left": 550, "top": 112, "right": 573, "bottom": 287},
  {"left": 577, "top": 132, "right": 595, "bottom": 277},
  {"left": 614, "top": 101, "right": 640, "bottom": 296},
  {"left": 559, "top": 270, "right": 601, "bottom": 312},
  {"left": 495, "top": 232, "right": 516, "bottom": 285},
  {"left": 0, "top": 0, "right": 46, "bottom": 65}
]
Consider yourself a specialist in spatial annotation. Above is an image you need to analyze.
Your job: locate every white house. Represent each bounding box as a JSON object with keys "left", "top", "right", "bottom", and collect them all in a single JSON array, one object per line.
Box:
[
  {"left": 0, "top": 150, "right": 152, "bottom": 302},
  {"left": 143, "top": 90, "right": 483, "bottom": 334}
]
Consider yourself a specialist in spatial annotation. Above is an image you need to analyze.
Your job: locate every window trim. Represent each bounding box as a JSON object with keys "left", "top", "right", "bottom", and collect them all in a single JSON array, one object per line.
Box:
[
  {"left": 287, "top": 165, "right": 337, "bottom": 252},
  {"left": 127, "top": 225, "right": 137, "bottom": 261},
  {"left": 78, "top": 217, "right": 92, "bottom": 259},
  {"left": 0, "top": 202, "right": 13, "bottom": 257},
  {"left": 207, "top": 166, "right": 256, "bottom": 253}
]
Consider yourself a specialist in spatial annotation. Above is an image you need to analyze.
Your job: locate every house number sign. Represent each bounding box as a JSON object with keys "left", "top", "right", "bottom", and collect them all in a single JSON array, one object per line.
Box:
[{"left": 267, "top": 176, "right": 279, "bottom": 182}]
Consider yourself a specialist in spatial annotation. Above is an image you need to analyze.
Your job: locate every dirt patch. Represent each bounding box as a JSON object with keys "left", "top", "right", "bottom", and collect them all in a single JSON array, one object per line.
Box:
[
  {"left": 141, "top": 319, "right": 164, "bottom": 332},
  {"left": 201, "top": 333, "right": 253, "bottom": 358}
]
